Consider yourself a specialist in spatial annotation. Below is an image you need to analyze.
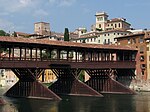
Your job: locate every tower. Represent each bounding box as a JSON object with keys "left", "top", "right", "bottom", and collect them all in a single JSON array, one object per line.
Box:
[
  {"left": 95, "top": 12, "right": 108, "bottom": 31},
  {"left": 34, "top": 22, "right": 50, "bottom": 35}
]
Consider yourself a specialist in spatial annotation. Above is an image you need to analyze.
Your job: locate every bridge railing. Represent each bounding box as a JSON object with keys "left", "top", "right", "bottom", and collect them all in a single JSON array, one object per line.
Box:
[
  {"left": 0, "top": 57, "right": 136, "bottom": 62},
  {"left": 0, "top": 56, "right": 136, "bottom": 69}
]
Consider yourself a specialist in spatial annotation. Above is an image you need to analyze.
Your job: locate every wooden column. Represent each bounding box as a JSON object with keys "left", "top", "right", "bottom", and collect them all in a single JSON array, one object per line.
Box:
[
  {"left": 40, "top": 49, "right": 42, "bottom": 61},
  {"left": 75, "top": 49, "right": 77, "bottom": 62},
  {"left": 35, "top": 48, "right": 38, "bottom": 61},
  {"left": 9, "top": 47, "right": 11, "bottom": 60},
  {"left": 24, "top": 47, "right": 26, "bottom": 60},
  {"left": 98, "top": 52, "right": 100, "bottom": 61},
  {"left": 12, "top": 46, "right": 14, "bottom": 60},
  {"left": 19, "top": 47, "right": 22, "bottom": 60},
  {"left": 0, "top": 44, "right": 1, "bottom": 59},
  {"left": 57, "top": 49, "right": 60, "bottom": 60},
  {"left": 30, "top": 48, "right": 32, "bottom": 60},
  {"left": 123, "top": 51, "right": 124, "bottom": 61},
  {"left": 67, "top": 50, "right": 69, "bottom": 60}
]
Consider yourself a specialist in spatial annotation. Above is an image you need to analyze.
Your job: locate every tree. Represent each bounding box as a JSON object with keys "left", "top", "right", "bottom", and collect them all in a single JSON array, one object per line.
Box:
[
  {"left": 13, "top": 31, "right": 17, "bottom": 37},
  {"left": 0, "top": 30, "right": 10, "bottom": 36},
  {"left": 78, "top": 70, "right": 85, "bottom": 82},
  {"left": 64, "top": 28, "right": 69, "bottom": 41},
  {"left": 0, "top": 30, "right": 7, "bottom": 36}
]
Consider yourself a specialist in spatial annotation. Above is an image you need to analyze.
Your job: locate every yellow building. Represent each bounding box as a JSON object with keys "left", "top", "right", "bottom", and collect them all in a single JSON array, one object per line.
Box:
[{"left": 39, "top": 69, "right": 57, "bottom": 83}]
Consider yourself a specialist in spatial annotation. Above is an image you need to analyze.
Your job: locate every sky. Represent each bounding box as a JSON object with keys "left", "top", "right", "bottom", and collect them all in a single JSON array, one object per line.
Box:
[{"left": 0, "top": 0, "right": 150, "bottom": 34}]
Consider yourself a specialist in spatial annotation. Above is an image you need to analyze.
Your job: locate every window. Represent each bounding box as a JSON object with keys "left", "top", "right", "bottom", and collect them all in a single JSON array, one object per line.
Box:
[
  {"left": 128, "top": 38, "right": 131, "bottom": 44},
  {"left": 115, "top": 24, "right": 117, "bottom": 28},
  {"left": 141, "top": 64, "right": 146, "bottom": 69},
  {"left": 87, "top": 39, "right": 89, "bottom": 42},
  {"left": 98, "top": 40, "right": 100, "bottom": 43},
  {"left": 104, "top": 39, "right": 106, "bottom": 44},
  {"left": 108, "top": 39, "right": 110, "bottom": 44},
  {"left": 142, "top": 70, "right": 144, "bottom": 75},
  {"left": 133, "top": 38, "right": 136, "bottom": 44},
  {"left": 140, "top": 55, "right": 144, "bottom": 61},
  {"left": 99, "top": 24, "right": 101, "bottom": 28},
  {"left": 140, "top": 46, "right": 144, "bottom": 53},
  {"left": 118, "top": 23, "right": 121, "bottom": 27},
  {"left": 139, "top": 37, "right": 144, "bottom": 43},
  {"left": 97, "top": 17, "right": 103, "bottom": 21}
]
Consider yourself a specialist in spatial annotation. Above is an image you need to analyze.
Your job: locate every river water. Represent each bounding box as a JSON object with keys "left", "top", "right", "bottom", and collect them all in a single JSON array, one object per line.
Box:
[{"left": 0, "top": 87, "right": 150, "bottom": 112}]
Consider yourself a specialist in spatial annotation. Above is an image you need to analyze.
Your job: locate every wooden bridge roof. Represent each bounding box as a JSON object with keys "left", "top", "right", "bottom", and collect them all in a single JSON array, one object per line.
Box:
[{"left": 0, "top": 36, "right": 137, "bottom": 51}]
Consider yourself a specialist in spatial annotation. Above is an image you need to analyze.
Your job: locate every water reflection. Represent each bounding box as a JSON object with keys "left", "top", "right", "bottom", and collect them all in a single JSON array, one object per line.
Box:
[
  {"left": 1, "top": 92, "right": 150, "bottom": 112},
  {"left": 4, "top": 98, "right": 59, "bottom": 112},
  {"left": 58, "top": 95, "right": 97, "bottom": 112}
]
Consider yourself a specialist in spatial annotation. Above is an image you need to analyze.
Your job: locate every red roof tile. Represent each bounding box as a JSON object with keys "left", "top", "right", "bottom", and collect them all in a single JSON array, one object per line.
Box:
[{"left": 0, "top": 36, "right": 137, "bottom": 51}]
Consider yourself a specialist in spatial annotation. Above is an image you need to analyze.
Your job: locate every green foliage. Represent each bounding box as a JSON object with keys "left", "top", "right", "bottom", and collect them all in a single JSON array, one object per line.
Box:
[
  {"left": 78, "top": 70, "right": 85, "bottom": 82},
  {"left": 42, "top": 50, "right": 57, "bottom": 59},
  {"left": 24, "top": 35, "right": 30, "bottom": 38},
  {"left": 13, "top": 31, "right": 17, "bottom": 37},
  {"left": 64, "top": 28, "right": 69, "bottom": 41},
  {"left": 0, "top": 30, "right": 9, "bottom": 36},
  {"left": 43, "top": 82, "right": 53, "bottom": 87}
]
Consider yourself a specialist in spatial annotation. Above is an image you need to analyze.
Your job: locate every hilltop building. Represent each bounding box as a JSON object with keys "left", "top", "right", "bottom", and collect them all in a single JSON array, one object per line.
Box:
[
  {"left": 34, "top": 22, "right": 51, "bottom": 36},
  {"left": 92, "top": 12, "right": 131, "bottom": 31},
  {"left": 72, "top": 11, "right": 132, "bottom": 45}
]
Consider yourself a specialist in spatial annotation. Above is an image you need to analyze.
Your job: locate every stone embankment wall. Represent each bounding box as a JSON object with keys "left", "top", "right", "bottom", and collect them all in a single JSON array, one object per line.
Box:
[{"left": 129, "top": 80, "right": 150, "bottom": 92}]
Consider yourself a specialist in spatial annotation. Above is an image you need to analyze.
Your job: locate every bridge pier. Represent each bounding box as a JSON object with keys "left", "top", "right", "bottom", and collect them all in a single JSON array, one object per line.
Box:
[
  {"left": 49, "top": 68, "right": 103, "bottom": 97},
  {"left": 85, "top": 69, "right": 135, "bottom": 94},
  {"left": 5, "top": 68, "right": 61, "bottom": 100}
]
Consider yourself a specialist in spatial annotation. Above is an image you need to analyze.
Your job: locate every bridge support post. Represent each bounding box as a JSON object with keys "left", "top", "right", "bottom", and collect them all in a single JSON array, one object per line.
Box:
[
  {"left": 49, "top": 68, "right": 103, "bottom": 97},
  {"left": 85, "top": 69, "right": 135, "bottom": 94},
  {"left": 5, "top": 69, "right": 61, "bottom": 100}
]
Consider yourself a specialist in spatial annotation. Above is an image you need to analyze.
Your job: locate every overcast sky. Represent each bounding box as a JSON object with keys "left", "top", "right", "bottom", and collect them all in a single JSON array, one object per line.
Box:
[{"left": 0, "top": 0, "right": 150, "bottom": 33}]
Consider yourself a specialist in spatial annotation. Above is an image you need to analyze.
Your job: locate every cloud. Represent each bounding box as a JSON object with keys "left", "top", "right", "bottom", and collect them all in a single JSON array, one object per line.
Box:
[
  {"left": 0, "top": 0, "right": 34, "bottom": 13},
  {"left": 0, "top": 0, "right": 76, "bottom": 14},
  {"left": 19, "top": 0, "right": 32, "bottom": 6},
  {"left": 59, "top": 0, "right": 76, "bottom": 6},
  {"left": 49, "top": 0, "right": 76, "bottom": 7}
]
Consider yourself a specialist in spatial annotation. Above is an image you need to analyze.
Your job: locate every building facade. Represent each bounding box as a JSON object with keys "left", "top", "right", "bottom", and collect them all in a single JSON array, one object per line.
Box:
[
  {"left": 34, "top": 22, "right": 51, "bottom": 36},
  {"left": 93, "top": 12, "right": 131, "bottom": 31},
  {"left": 0, "top": 69, "right": 18, "bottom": 87},
  {"left": 115, "top": 30, "right": 150, "bottom": 81},
  {"left": 72, "top": 30, "right": 131, "bottom": 45},
  {"left": 72, "top": 12, "right": 132, "bottom": 45}
]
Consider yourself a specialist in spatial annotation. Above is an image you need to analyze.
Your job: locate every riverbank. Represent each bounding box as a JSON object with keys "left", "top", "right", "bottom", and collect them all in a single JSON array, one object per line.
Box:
[{"left": 130, "top": 80, "right": 150, "bottom": 92}]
